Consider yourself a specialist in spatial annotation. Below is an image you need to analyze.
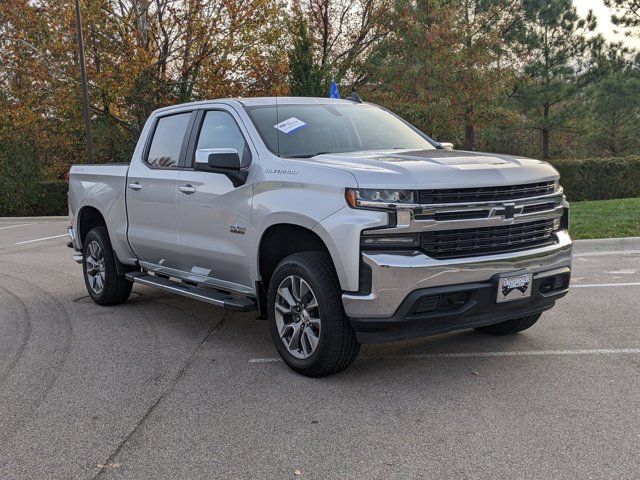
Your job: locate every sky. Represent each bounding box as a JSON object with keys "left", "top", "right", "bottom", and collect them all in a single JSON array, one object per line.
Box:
[{"left": 574, "top": 0, "right": 640, "bottom": 49}]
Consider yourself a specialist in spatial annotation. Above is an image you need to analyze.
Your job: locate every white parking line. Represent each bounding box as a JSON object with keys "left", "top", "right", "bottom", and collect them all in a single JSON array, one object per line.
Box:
[
  {"left": 572, "top": 282, "right": 640, "bottom": 288},
  {"left": 249, "top": 348, "right": 640, "bottom": 364},
  {"left": 0, "top": 223, "right": 34, "bottom": 230},
  {"left": 14, "top": 233, "right": 69, "bottom": 245}
]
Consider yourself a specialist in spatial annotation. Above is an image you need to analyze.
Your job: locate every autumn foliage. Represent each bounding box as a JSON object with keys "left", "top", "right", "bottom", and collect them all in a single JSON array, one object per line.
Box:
[{"left": 1, "top": 0, "right": 640, "bottom": 199}]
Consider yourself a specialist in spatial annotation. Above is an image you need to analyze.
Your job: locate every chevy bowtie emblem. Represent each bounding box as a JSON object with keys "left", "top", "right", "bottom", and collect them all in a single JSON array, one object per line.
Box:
[
  {"left": 491, "top": 203, "right": 521, "bottom": 220},
  {"left": 504, "top": 203, "right": 515, "bottom": 219}
]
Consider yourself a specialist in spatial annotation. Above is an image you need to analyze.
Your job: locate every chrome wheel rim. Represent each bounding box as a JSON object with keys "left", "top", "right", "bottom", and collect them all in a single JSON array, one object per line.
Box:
[
  {"left": 85, "top": 240, "right": 105, "bottom": 295},
  {"left": 275, "top": 275, "right": 321, "bottom": 359}
]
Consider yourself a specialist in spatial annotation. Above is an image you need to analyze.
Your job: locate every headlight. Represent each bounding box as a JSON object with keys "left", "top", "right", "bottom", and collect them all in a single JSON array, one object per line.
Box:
[{"left": 345, "top": 188, "right": 416, "bottom": 209}]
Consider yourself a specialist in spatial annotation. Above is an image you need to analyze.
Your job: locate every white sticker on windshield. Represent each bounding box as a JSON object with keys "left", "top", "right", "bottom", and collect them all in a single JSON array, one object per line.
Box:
[{"left": 274, "top": 117, "right": 307, "bottom": 134}]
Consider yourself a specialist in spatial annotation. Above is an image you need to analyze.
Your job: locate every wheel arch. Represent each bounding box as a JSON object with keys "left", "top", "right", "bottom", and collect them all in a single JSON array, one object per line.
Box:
[
  {"left": 77, "top": 205, "right": 107, "bottom": 247},
  {"left": 256, "top": 222, "right": 338, "bottom": 315},
  {"left": 77, "top": 205, "right": 133, "bottom": 276}
]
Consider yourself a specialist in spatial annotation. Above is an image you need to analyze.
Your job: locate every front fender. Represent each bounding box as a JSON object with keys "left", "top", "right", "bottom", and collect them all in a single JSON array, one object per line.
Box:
[{"left": 313, "top": 207, "right": 388, "bottom": 292}]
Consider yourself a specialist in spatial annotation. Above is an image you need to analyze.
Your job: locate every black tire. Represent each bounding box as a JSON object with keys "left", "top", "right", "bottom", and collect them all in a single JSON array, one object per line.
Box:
[
  {"left": 82, "top": 226, "right": 132, "bottom": 306},
  {"left": 267, "top": 252, "right": 360, "bottom": 377},
  {"left": 474, "top": 312, "right": 542, "bottom": 335}
]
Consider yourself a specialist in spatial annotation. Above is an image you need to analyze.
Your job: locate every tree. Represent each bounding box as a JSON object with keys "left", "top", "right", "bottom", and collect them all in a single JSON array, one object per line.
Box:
[
  {"left": 300, "top": 0, "right": 391, "bottom": 89},
  {"left": 451, "top": 0, "right": 523, "bottom": 150},
  {"left": 583, "top": 43, "right": 640, "bottom": 156},
  {"left": 514, "top": 0, "right": 598, "bottom": 159},
  {"left": 605, "top": 0, "right": 640, "bottom": 33},
  {"left": 0, "top": 0, "right": 290, "bottom": 173},
  {"left": 288, "top": 20, "right": 329, "bottom": 96},
  {"left": 365, "top": 0, "right": 518, "bottom": 148}
]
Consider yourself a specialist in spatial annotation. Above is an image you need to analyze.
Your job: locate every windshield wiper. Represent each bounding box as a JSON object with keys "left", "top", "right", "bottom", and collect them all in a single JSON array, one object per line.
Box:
[{"left": 284, "top": 152, "right": 332, "bottom": 158}]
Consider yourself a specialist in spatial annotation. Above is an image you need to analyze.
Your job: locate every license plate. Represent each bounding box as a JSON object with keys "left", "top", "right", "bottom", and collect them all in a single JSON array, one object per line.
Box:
[{"left": 496, "top": 273, "right": 533, "bottom": 303}]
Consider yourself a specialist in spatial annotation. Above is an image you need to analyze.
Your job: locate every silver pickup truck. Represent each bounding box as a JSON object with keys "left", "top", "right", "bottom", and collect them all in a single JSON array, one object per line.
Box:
[{"left": 68, "top": 96, "right": 572, "bottom": 376}]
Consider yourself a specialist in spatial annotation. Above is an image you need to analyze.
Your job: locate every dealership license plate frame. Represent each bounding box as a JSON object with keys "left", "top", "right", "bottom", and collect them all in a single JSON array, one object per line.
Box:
[{"left": 496, "top": 272, "right": 533, "bottom": 303}]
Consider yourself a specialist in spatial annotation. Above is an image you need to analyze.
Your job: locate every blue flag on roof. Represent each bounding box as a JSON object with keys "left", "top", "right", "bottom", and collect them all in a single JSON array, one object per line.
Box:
[{"left": 330, "top": 80, "right": 340, "bottom": 99}]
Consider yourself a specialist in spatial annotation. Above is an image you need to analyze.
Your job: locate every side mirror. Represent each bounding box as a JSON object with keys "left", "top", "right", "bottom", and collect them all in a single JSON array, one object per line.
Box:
[
  {"left": 194, "top": 148, "right": 248, "bottom": 187},
  {"left": 439, "top": 142, "right": 454, "bottom": 150}
]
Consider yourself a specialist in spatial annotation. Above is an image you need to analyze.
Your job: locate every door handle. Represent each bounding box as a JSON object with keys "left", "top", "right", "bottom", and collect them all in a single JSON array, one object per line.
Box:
[
  {"left": 179, "top": 184, "right": 196, "bottom": 195},
  {"left": 128, "top": 182, "right": 142, "bottom": 191}
]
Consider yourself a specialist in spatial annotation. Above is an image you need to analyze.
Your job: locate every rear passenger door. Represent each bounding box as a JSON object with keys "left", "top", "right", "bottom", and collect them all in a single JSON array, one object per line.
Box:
[
  {"left": 126, "top": 111, "right": 194, "bottom": 270},
  {"left": 174, "top": 108, "right": 255, "bottom": 294}
]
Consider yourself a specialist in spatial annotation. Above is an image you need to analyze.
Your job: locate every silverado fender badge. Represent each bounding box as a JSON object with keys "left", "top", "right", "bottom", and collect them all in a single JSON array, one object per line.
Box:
[
  {"left": 265, "top": 168, "right": 298, "bottom": 175},
  {"left": 230, "top": 223, "right": 246, "bottom": 235}
]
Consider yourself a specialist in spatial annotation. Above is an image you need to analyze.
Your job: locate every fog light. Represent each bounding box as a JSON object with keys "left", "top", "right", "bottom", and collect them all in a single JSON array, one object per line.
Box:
[{"left": 552, "top": 218, "right": 561, "bottom": 231}]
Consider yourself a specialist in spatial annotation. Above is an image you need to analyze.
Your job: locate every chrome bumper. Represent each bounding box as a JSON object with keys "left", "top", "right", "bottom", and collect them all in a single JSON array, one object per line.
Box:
[
  {"left": 68, "top": 227, "right": 79, "bottom": 247},
  {"left": 342, "top": 230, "right": 572, "bottom": 318},
  {"left": 68, "top": 227, "right": 83, "bottom": 263}
]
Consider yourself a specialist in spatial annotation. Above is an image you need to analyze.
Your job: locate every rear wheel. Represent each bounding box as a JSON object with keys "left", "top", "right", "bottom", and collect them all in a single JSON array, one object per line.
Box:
[
  {"left": 82, "top": 226, "right": 132, "bottom": 306},
  {"left": 267, "top": 252, "right": 360, "bottom": 377},
  {"left": 474, "top": 312, "right": 542, "bottom": 335}
]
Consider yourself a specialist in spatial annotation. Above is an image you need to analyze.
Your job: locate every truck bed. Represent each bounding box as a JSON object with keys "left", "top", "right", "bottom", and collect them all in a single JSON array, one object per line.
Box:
[{"left": 68, "top": 163, "right": 132, "bottom": 264}]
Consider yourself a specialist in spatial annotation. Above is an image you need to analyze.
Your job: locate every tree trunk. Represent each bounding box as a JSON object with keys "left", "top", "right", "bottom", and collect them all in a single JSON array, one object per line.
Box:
[
  {"left": 542, "top": 103, "right": 550, "bottom": 159},
  {"left": 610, "top": 112, "right": 618, "bottom": 157},
  {"left": 464, "top": 106, "right": 475, "bottom": 150},
  {"left": 542, "top": 128, "right": 550, "bottom": 160},
  {"left": 133, "top": 0, "right": 150, "bottom": 49}
]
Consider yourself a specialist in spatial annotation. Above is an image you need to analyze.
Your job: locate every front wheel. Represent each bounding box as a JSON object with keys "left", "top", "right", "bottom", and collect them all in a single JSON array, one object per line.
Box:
[
  {"left": 267, "top": 252, "right": 360, "bottom": 377},
  {"left": 474, "top": 312, "right": 542, "bottom": 335},
  {"left": 82, "top": 226, "right": 132, "bottom": 306}
]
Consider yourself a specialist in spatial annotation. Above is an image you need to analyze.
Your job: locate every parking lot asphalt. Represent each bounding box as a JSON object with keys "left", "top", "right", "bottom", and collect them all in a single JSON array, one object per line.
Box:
[{"left": 1, "top": 218, "right": 639, "bottom": 480}]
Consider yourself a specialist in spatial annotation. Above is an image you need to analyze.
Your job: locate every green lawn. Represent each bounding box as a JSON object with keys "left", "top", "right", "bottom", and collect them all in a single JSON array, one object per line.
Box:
[{"left": 570, "top": 197, "right": 640, "bottom": 239}]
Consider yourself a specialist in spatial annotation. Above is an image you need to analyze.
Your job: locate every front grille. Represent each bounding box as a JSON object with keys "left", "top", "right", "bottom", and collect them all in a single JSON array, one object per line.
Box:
[
  {"left": 418, "top": 182, "right": 556, "bottom": 204},
  {"left": 432, "top": 210, "right": 488, "bottom": 221},
  {"left": 420, "top": 219, "right": 556, "bottom": 259},
  {"left": 522, "top": 201, "right": 557, "bottom": 214}
]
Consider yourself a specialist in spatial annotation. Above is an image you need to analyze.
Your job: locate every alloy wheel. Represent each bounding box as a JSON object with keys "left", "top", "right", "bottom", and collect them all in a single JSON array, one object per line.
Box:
[
  {"left": 85, "top": 240, "right": 106, "bottom": 295},
  {"left": 274, "top": 275, "right": 321, "bottom": 359}
]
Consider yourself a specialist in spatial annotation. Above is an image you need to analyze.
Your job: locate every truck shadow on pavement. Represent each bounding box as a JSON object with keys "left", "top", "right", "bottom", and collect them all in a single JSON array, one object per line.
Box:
[{"left": 79, "top": 285, "right": 554, "bottom": 384}]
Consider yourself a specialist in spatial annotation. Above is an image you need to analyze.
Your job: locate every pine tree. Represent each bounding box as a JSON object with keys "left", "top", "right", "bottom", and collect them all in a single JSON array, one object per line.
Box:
[
  {"left": 584, "top": 43, "right": 640, "bottom": 156},
  {"left": 515, "top": 0, "right": 597, "bottom": 159},
  {"left": 605, "top": 0, "right": 640, "bottom": 33}
]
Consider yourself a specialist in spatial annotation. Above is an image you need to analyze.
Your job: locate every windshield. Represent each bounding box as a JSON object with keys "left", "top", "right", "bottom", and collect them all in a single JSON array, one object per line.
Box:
[{"left": 243, "top": 103, "right": 436, "bottom": 158}]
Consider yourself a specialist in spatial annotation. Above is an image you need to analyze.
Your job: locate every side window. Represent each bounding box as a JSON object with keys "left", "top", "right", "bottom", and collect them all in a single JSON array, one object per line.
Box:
[
  {"left": 146, "top": 112, "right": 191, "bottom": 168},
  {"left": 196, "top": 111, "right": 251, "bottom": 167}
]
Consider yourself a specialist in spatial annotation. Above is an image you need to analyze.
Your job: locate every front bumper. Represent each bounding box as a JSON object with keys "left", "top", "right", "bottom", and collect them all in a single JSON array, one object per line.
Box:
[{"left": 342, "top": 230, "right": 572, "bottom": 342}]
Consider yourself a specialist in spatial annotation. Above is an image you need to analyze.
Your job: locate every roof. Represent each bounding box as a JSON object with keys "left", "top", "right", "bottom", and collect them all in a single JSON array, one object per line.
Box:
[
  {"left": 152, "top": 96, "right": 361, "bottom": 115},
  {"left": 236, "top": 96, "right": 359, "bottom": 106}
]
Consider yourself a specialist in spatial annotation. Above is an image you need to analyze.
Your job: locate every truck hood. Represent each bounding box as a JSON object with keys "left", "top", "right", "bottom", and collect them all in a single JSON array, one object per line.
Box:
[{"left": 303, "top": 149, "right": 559, "bottom": 189}]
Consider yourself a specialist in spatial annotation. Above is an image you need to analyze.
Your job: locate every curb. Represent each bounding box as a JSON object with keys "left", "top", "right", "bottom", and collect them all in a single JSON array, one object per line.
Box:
[
  {"left": 0, "top": 216, "right": 67, "bottom": 222},
  {"left": 573, "top": 237, "right": 640, "bottom": 255}
]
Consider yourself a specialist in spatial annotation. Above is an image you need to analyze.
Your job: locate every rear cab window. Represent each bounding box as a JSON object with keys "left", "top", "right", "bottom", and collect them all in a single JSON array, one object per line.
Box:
[{"left": 146, "top": 112, "right": 192, "bottom": 168}]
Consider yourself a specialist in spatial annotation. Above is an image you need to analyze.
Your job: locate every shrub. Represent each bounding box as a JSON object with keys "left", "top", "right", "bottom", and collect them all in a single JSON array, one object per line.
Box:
[
  {"left": 35, "top": 180, "right": 68, "bottom": 216},
  {"left": 549, "top": 156, "right": 640, "bottom": 201},
  {"left": 0, "top": 140, "right": 68, "bottom": 217},
  {"left": 0, "top": 140, "right": 42, "bottom": 216}
]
